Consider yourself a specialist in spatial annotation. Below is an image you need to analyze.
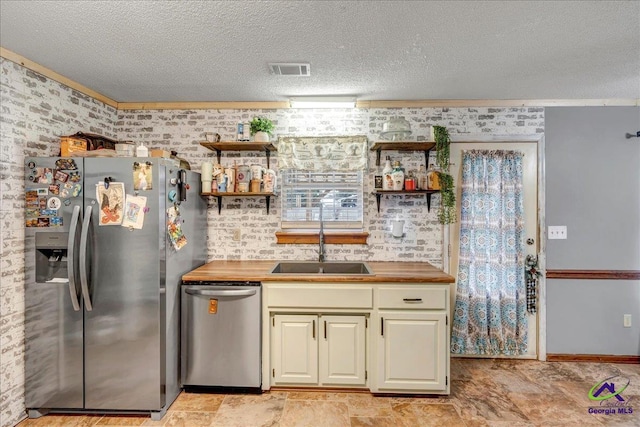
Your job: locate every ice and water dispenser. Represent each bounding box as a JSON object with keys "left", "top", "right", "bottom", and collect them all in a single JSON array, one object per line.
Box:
[{"left": 35, "top": 233, "right": 69, "bottom": 283}]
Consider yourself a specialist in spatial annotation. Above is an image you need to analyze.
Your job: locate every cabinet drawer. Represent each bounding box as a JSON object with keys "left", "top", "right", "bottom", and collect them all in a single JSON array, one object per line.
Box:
[
  {"left": 267, "top": 286, "right": 373, "bottom": 309},
  {"left": 377, "top": 287, "right": 447, "bottom": 310}
]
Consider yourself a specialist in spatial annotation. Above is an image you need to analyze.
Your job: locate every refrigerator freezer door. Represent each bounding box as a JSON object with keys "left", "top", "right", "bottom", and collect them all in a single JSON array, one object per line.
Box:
[
  {"left": 25, "top": 276, "right": 85, "bottom": 409},
  {"left": 82, "top": 158, "right": 163, "bottom": 411},
  {"left": 25, "top": 157, "right": 84, "bottom": 410}
]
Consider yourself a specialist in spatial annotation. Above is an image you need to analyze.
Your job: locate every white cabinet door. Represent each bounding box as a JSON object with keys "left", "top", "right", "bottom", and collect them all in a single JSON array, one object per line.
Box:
[
  {"left": 319, "top": 315, "right": 366, "bottom": 386},
  {"left": 272, "top": 315, "right": 318, "bottom": 384},
  {"left": 376, "top": 311, "right": 447, "bottom": 391}
]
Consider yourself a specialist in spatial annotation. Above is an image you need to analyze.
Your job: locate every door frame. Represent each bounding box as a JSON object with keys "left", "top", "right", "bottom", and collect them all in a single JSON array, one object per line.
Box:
[{"left": 443, "top": 135, "right": 547, "bottom": 361}]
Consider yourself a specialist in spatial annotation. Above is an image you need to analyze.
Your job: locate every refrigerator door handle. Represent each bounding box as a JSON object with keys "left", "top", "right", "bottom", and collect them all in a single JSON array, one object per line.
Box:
[
  {"left": 80, "top": 205, "right": 94, "bottom": 311},
  {"left": 184, "top": 288, "right": 257, "bottom": 297},
  {"left": 67, "top": 205, "right": 81, "bottom": 311}
]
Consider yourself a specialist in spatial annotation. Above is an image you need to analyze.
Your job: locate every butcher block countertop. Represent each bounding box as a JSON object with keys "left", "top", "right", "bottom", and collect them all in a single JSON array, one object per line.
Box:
[{"left": 182, "top": 260, "right": 455, "bottom": 283}]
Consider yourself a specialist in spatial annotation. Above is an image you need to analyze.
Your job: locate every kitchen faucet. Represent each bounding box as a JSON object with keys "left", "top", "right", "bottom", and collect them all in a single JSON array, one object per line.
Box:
[{"left": 318, "top": 206, "right": 325, "bottom": 263}]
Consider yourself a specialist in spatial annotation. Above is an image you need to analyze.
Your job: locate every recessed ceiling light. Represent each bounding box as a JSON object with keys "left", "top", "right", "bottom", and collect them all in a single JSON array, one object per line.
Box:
[{"left": 289, "top": 96, "right": 357, "bottom": 109}]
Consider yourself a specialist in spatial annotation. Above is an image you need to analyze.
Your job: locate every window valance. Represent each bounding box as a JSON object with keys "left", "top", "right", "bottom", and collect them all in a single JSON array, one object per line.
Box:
[{"left": 277, "top": 136, "right": 368, "bottom": 171}]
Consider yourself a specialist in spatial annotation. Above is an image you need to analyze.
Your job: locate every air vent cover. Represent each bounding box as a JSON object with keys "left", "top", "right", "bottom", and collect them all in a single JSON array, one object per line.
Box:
[{"left": 269, "top": 63, "right": 311, "bottom": 76}]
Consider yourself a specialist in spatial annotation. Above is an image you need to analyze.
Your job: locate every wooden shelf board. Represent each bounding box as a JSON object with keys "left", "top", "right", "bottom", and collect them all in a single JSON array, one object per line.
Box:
[
  {"left": 201, "top": 192, "right": 275, "bottom": 197},
  {"left": 372, "top": 190, "right": 439, "bottom": 195},
  {"left": 200, "top": 142, "right": 277, "bottom": 151},
  {"left": 370, "top": 142, "right": 435, "bottom": 151}
]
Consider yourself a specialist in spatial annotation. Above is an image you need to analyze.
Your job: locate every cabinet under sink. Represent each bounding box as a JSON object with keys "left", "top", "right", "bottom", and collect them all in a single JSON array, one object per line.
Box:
[{"left": 262, "top": 281, "right": 450, "bottom": 395}]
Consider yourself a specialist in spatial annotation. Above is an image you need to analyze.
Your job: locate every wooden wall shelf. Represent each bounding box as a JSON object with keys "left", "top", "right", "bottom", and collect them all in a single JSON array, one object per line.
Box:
[
  {"left": 371, "top": 190, "right": 440, "bottom": 212},
  {"left": 201, "top": 192, "right": 276, "bottom": 214},
  {"left": 370, "top": 142, "right": 436, "bottom": 166},
  {"left": 200, "top": 142, "right": 277, "bottom": 168}
]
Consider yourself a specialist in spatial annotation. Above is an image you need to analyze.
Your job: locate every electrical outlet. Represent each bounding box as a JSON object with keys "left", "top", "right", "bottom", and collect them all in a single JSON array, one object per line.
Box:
[
  {"left": 232, "top": 228, "right": 241, "bottom": 241},
  {"left": 369, "top": 231, "right": 384, "bottom": 244},
  {"left": 548, "top": 226, "right": 567, "bottom": 240},
  {"left": 624, "top": 314, "right": 632, "bottom": 328}
]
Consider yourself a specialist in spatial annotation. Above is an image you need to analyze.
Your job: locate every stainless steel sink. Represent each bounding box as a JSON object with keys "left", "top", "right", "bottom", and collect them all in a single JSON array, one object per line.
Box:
[{"left": 270, "top": 262, "right": 373, "bottom": 275}]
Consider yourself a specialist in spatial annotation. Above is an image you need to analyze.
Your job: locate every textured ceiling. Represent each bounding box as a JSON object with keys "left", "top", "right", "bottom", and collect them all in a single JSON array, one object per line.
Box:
[{"left": 1, "top": 1, "right": 639, "bottom": 103}]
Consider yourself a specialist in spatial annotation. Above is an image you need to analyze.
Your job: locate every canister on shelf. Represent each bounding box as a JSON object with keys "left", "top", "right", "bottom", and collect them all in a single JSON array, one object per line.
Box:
[{"left": 427, "top": 164, "right": 441, "bottom": 190}]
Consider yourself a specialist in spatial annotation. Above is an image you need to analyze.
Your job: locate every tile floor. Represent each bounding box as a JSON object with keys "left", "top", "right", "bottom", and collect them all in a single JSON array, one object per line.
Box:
[{"left": 17, "top": 358, "right": 640, "bottom": 427}]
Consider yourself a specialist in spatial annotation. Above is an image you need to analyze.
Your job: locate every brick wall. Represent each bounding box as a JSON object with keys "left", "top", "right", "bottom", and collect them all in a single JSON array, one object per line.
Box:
[{"left": 0, "top": 57, "right": 117, "bottom": 427}]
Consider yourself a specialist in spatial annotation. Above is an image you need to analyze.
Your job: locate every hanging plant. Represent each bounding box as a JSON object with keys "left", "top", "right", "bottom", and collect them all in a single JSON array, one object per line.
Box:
[{"left": 432, "top": 125, "right": 456, "bottom": 224}]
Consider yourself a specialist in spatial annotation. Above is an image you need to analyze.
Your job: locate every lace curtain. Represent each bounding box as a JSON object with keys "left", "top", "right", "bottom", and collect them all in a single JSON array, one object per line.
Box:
[
  {"left": 450, "top": 150, "right": 528, "bottom": 356},
  {"left": 277, "top": 136, "right": 368, "bottom": 171}
]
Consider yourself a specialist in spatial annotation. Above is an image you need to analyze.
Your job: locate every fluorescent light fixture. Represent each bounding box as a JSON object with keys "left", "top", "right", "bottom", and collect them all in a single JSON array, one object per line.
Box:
[{"left": 289, "top": 96, "right": 356, "bottom": 109}]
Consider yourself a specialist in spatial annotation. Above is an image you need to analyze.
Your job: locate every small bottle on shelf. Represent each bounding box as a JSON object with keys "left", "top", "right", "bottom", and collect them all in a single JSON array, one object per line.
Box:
[
  {"left": 382, "top": 156, "right": 393, "bottom": 191},
  {"left": 405, "top": 170, "right": 416, "bottom": 190},
  {"left": 391, "top": 161, "right": 405, "bottom": 190},
  {"left": 236, "top": 122, "right": 244, "bottom": 141},
  {"left": 417, "top": 164, "right": 428, "bottom": 190}
]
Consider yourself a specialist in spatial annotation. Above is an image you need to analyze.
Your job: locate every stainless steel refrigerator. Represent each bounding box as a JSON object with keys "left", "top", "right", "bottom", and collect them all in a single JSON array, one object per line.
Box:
[{"left": 24, "top": 156, "right": 206, "bottom": 420}]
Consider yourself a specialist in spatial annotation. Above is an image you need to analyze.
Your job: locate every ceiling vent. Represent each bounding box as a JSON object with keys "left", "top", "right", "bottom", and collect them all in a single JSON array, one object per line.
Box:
[{"left": 268, "top": 63, "right": 311, "bottom": 76}]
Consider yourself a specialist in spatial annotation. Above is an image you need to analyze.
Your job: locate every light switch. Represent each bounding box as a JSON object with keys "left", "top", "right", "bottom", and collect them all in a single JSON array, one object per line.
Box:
[{"left": 548, "top": 226, "right": 567, "bottom": 240}]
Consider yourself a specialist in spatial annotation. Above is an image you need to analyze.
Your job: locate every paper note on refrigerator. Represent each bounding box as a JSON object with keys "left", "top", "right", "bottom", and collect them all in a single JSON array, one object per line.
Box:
[
  {"left": 121, "top": 194, "right": 147, "bottom": 229},
  {"left": 96, "top": 182, "right": 124, "bottom": 225},
  {"left": 167, "top": 206, "right": 187, "bottom": 250}
]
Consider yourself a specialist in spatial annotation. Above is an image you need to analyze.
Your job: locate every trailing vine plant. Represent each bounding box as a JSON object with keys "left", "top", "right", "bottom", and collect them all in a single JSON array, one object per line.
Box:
[{"left": 432, "top": 125, "right": 456, "bottom": 224}]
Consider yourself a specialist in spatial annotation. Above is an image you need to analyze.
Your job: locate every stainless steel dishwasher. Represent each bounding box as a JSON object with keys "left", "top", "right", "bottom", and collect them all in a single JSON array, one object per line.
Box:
[{"left": 181, "top": 282, "right": 261, "bottom": 392}]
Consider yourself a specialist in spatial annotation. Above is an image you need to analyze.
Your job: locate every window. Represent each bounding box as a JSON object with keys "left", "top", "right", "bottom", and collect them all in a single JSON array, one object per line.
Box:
[{"left": 280, "top": 170, "right": 364, "bottom": 230}]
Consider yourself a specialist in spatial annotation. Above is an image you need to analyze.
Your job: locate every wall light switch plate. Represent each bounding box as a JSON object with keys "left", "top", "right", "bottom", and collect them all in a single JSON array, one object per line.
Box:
[
  {"left": 232, "top": 228, "right": 241, "bottom": 241},
  {"left": 548, "top": 226, "right": 567, "bottom": 239},
  {"left": 624, "top": 314, "right": 632, "bottom": 328}
]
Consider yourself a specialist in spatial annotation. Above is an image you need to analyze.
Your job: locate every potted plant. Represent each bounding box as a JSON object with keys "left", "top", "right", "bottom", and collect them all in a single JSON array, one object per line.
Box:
[
  {"left": 250, "top": 117, "right": 274, "bottom": 142},
  {"left": 432, "top": 125, "right": 456, "bottom": 224}
]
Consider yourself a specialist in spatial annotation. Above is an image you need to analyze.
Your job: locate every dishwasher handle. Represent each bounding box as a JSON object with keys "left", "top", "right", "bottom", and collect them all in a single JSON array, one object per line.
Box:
[{"left": 184, "top": 288, "right": 257, "bottom": 297}]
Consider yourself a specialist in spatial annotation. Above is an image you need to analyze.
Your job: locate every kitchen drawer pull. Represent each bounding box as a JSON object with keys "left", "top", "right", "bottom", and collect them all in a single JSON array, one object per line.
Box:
[
  {"left": 403, "top": 298, "right": 423, "bottom": 303},
  {"left": 185, "top": 288, "right": 257, "bottom": 297},
  {"left": 312, "top": 320, "right": 316, "bottom": 339}
]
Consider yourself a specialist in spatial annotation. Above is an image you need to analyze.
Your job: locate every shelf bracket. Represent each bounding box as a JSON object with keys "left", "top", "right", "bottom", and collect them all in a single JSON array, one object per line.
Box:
[
  {"left": 265, "top": 148, "right": 272, "bottom": 169},
  {"left": 265, "top": 195, "right": 271, "bottom": 214},
  {"left": 426, "top": 193, "right": 432, "bottom": 212},
  {"left": 375, "top": 149, "right": 382, "bottom": 166},
  {"left": 423, "top": 148, "right": 432, "bottom": 167},
  {"left": 375, "top": 193, "right": 382, "bottom": 213},
  {"left": 214, "top": 148, "right": 222, "bottom": 165},
  {"left": 216, "top": 195, "right": 222, "bottom": 214}
]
